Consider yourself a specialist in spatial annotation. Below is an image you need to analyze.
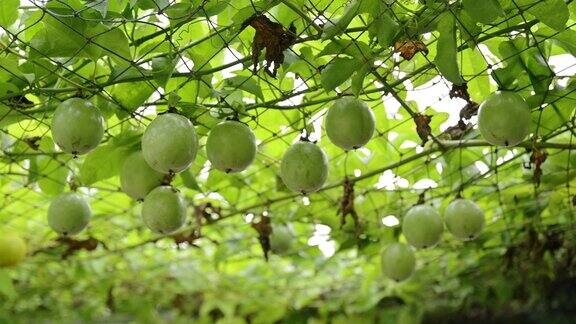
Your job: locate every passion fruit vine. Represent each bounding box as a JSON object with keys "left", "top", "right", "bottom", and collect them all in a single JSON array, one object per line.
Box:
[
  {"left": 444, "top": 199, "right": 485, "bottom": 241},
  {"left": 120, "top": 151, "right": 166, "bottom": 201},
  {"left": 280, "top": 141, "right": 328, "bottom": 194},
  {"left": 51, "top": 98, "right": 105, "bottom": 155},
  {"left": 0, "top": 232, "right": 27, "bottom": 267},
  {"left": 47, "top": 192, "right": 91, "bottom": 236},
  {"left": 402, "top": 204, "right": 444, "bottom": 248},
  {"left": 380, "top": 242, "right": 416, "bottom": 282},
  {"left": 324, "top": 97, "right": 375, "bottom": 150},
  {"left": 141, "top": 186, "right": 187, "bottom": 235},
  {"left": 478, "top": 91, "right": 531, "bottom": 147},
  {"left": 206, "top": 121, "right": 257, "bottom": 173},
  {"left": 141, "top": 113, "right": 198, "bottom": 174}
]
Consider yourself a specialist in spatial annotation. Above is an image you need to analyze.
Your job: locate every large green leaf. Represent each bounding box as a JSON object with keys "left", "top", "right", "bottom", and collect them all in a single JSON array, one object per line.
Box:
[
  {"left": 434, "top": 14, "right": 465, "bottom": 85},
  {"left": 0, "top": 0, "right": 19, "bottom": 28}
]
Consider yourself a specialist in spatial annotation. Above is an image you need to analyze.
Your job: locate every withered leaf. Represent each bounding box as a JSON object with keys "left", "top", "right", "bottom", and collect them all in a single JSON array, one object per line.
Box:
[
  {"left": 414, "top": 113, "right": 432, "bottom": 145},
  {"left": 449, "top": 83, "right": 471, "bottom": 102},
  {"left": 251, "top": 215, "right": 272, "bottom": 260},
  {"left": 459, "top": 101, "right": 479, "bottom": 120},
  {"left": 337, "top": 177, "right": 361, "bottom": 237},
  {"left": 530, "top": 148, "right": 548, "bottom": 187},
  {"left": 56, "top": 236, "right": 105, "bottom": 259},
  {"left": 241, "top": 14, "right": 297, "bottom": 78},
  {"left": 394, "top": 39, "right": 428, "bottom": 60}
]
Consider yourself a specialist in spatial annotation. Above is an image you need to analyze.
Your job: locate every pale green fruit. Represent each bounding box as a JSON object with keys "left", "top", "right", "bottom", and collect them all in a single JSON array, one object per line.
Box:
[
  {"left": 478, "top": 91, "right": 531, "bottom": 147},
  {"left": 47, "top": 192, "right": 91, "bottom": 236},
  {"left": 142, "top": 186, "right": 187, "bottom": 234},
  {"left": 120, "top": 151, "right": 165, "bottom": 201},
  {"left": 142, "top": 113, "right": 198, "bottom": 173},
  {"left": 380, "top": 243, "right": 415, "bottom": 281},
  {"left": 325, "top": 97, "right": 375, "bottom": 150},
  {"left": 402, "top": 205, "right": 443, "bottom": 248},
  {"left": 0, "top": 232, "right": 27, "bottom": 267},
  {"left": 444, "top": 199, "right": 485, "bottom": 241},
  {"left": 280, "top": 142, "right": 328, "bottom": 194},
  {"left": 270, "top": 225, "right": 294, "bottom": 255},
  {"left": 51, "top": 98, "right": 105, "bottom": 155},
  {"left": 206, "top": 121, "right": 257, "bottom": 173}
]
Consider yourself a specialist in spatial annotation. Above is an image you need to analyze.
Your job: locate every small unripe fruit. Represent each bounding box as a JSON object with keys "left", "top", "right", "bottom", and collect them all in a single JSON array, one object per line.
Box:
[
  {"left": 478, "top": 91, "right": 531, "bottom": 147},
  {"left": 325, "top": 97, "right": 375, "bottom": 150},
  {"left": 380, "top": 243, "right": 415, "bottom": 281},
  {"left": 402, "top": 205, "right": 443, "bottom": 248},
  {"left": 444, "top": 199, "right": 485, "bottom": 241},
  {"left": 51, "top": 98, "right": 105, "bottom": 155},
  {"left": 47, "top": 192, "right": 91, "bottom": 236},
  {"left": 120, "top": 151, "right": 165, "bottom": 200},
  {"left": 141, "top": 186, "right": 186, "bottom": 234},
  {"left": 270, "top": 225, "right": 294, "bottom": 255},
  {"left": 206, "top": 121, "right": 257, "bottom": 173},
  {"left": 0, "top": 232, "right": 27, "bottom": 267},
  {"left": 280, "top": 142, "right": 328, "bottom": 194},
  {"left": 142, "top": 113, "right": 198, "bottom": 173}
]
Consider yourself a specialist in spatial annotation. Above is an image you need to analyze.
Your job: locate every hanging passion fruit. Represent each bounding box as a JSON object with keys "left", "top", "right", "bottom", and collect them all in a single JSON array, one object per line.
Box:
[
  {"left": 141, "top": 113, "right": 198, "bottom": 174},
  {"left": 51, "top": 98, "right": 105, "bottom": 155},
  {"left": 206, "top": 121, "right": 257, "bottom": 173},
  {"left": 280, "top": 142, "right": 328, "bottom": 194},
  {"left": 141, "top": 186, "right": 187, "bottom": 235},
  {"left": 120, "top": 151, "right": 165, "bottom": 201},
  {"left": 478, "top": 91, "right": 531, "bottom": 147},
  {"left": 444, "top": 198, "right": 485, "bottom": 241},
  {"left": 402, "top": 205, "right": 443, "bottom": 248},
  {"left": 0, "top": 232, "right": 27, "bottom": 267},
  {"left": 324, "top": 97, "right": 375, "bottom": 150},
  {"left": 47, "top": 192, "right": 91, "bottom": 236},
  {"left": 380, "top": 243, "right": 416, "bottom": 281}
]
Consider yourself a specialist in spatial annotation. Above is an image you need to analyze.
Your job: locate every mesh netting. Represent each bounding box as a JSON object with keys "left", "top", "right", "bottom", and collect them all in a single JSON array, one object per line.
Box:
[{"left": 0, "top": 0, "right": 575, "bottom": 321}]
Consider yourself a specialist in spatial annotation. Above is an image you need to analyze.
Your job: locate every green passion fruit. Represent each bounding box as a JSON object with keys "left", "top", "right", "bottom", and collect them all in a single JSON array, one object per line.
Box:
[
  {"left": 51, "top": 98, "right": 105, "bottom": 155},
  {"left": 47, "top": 192, "right": 91, "bottom": 236},
  {"left": 270, "top": 224, "right": 294, "bottom": 255},
  {"left": 0, "top": 232, "right": 27, "bottom": 267},
  {"left": 324, "top": 97, "right": 375, "bottom": 150},
  {"left": 478, "top": 91, "right": 531, "bottom": 147},
  {"left": 120, "top": 151, "right": 165, "bottom": 201},
  {"left": 380, "top": 243, "right": 416, "bottom": 281},
  {"left": 206, "top": 121, "right": 257, "bottom": 173},
  {"left": 444, "top": 199, "right": 485, "bottom": 241},
  {"left": 280, "top": 142, "right": 328, "bottom": 194},
  {"left": 141, "top": 186, "right": 187, "bottom": 234},
  {"left": 402, "top": 205, "right": 444, "bottom": 248},
  {"left": 141, "top": 113, "right": 198, "bottom": 174}
]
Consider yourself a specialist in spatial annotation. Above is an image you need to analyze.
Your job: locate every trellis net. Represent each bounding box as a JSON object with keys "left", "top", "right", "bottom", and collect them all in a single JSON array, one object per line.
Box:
[{"left": 0, "top": 0, "right": 575, "bottom": 321}]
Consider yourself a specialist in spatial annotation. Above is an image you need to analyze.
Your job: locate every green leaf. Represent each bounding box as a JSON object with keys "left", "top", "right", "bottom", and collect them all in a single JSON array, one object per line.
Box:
[
  {"left": 180, "top": 169, "right": 201, "bottom": 191},
  {"left": 107, "top": 66, "right": 156, "bottom": 114},
  {"left": 151, "top": 56, "right": 177, "bottom": 88},
  {"left": 462, "top": 0, "right": 504, "bottom": 24},
  {"left": 37, "top": 155, "right": 69, "bottom": 196},
  {"left": 321, "top": 57, "right": 362, "bottom": 91},
  {"left": 537, "top": 26, "right": 576, "bottom": 57},
  {"left": 322, "top": 0, "right": 362, "bottom": 39},
  {"left": 369, "top": 11, "right": 399, "bottom": 48},
  {"left": 224, "top": 76, "right": 264, "bottom": 101},
  {"left": 434, "top": 14, "right": 465, "bottom": 85},
  {"left": 88, "top": 25, "right": 132, "bottom": 63},
  {"left": 80, "top": 143, "right": 131, "bottom": 185},
  {"left": 524, "top": 0, "right": 569, "bottom": 31},
  {"left": 0, "top": 0, "right": 19, "bottom": 28}
]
